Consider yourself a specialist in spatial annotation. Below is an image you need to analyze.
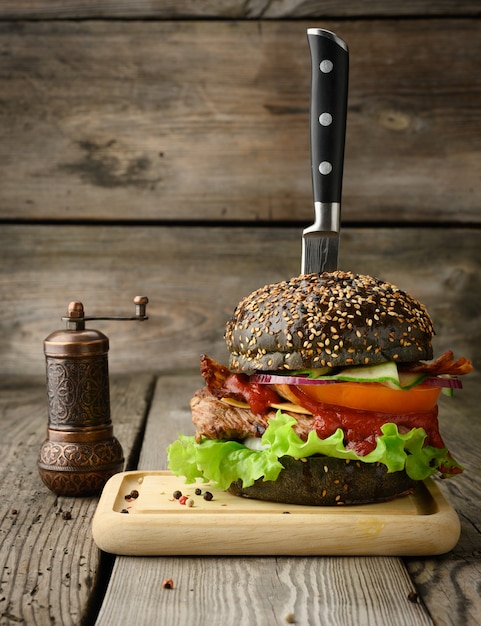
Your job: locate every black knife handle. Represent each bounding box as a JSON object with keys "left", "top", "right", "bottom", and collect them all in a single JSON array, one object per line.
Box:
[{"left": 307, "top": 29, "right": 349, "bottom": 205}]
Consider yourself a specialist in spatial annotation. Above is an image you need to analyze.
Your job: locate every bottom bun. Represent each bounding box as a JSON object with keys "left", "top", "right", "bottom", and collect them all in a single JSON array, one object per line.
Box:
[{"left": 227, "top": 456, "right": 417, "bottom": 506}]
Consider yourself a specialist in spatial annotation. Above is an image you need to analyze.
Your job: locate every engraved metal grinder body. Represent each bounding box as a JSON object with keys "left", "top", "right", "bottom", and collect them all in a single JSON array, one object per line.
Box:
[{"left": 38, "top": 296, "right": 149, "bottom": 497}]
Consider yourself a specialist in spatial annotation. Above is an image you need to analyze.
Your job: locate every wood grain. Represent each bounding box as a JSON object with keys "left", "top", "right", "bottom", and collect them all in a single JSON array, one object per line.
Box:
[
  {"left": 97, "top": 365, "right": 481, "bottom": 624},
  {"left": 96, "top": 555, "right": 433, "bottom": 626},
  {"left": 405, "top": 371, "right": 481, "bottom": 626},
  {"left": 1, "top": 5, "right": 480, "bottom": 625},
  {"left": 0, "top": 0, "right": 478, "bottom": 19},
  {"left": 93, "top": 471, "right": 461, "bottom": 557},
  {"left": 1, "top": 225, "right": 479, "bottom": 378},
  {"left": 94, "top": 374, "right": 435, "bottom": 626},
  {"left": 150, "top": 371, "right": 481, "bottom": 626},
  {"left": 0, "top": 20, "right": 479, "bottom": 223},
  {"left": 0, "top": 373, "right": 155, "bottom": 626}
]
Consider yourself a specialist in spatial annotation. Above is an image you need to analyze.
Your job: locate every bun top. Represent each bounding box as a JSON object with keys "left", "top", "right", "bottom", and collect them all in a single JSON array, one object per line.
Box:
[{"left": 225, "top": 271, "right": 434, "bottom": 373}]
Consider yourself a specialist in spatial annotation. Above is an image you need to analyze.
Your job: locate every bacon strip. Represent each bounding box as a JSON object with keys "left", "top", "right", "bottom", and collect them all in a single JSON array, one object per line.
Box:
[
  {"left": 399, "top": 350, "right": 473, "bottom": 376},
  {"left": 200, "top": 354, "right": 232, "bottom": 395},
  {"left": 200, "top": 354, "right": 282, "bottom": 414}
]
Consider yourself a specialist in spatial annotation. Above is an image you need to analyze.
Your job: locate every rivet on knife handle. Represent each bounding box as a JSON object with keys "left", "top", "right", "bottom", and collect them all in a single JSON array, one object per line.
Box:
[{"left": 302, "top": 28, "right": 349, "bottom": 275}]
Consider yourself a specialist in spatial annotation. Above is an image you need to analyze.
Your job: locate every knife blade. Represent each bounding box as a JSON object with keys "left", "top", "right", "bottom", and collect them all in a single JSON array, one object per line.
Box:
[{"left": 301, "top": 28, "right": 349, "bottom": 274}]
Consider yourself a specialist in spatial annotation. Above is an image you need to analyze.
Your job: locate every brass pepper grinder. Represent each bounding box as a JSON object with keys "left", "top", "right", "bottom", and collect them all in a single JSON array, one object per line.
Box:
[{"left": 38, "top": 296, "right": 149, "bottom": 497}]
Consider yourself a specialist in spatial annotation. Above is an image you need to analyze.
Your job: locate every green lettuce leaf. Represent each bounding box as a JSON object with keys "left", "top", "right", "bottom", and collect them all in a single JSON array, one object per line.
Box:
[
  {"left": 167, "top": 435, "right": 284, "bottom": 490},
  {"left": 167, "top": 411, "right": 461, "bottom": 490}
]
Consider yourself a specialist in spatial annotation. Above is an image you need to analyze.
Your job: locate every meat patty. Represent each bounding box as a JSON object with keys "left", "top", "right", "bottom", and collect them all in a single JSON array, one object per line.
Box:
[{"left": 190, "top": 387, "right": 316, "bottom": 443}]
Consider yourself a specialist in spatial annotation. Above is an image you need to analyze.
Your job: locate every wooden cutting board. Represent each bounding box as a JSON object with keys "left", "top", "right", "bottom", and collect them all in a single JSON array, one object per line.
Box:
[{"left": 91, "top": 471, "right": 460, "bottom": 556}]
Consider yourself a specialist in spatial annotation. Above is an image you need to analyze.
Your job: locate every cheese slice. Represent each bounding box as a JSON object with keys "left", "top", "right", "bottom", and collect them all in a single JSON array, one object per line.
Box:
[
  {"left": 221, "top": 397, "right": 311, "bottom": 415},
  {"left": 270, "top": 402, "right": 311, "bottom": 415}
]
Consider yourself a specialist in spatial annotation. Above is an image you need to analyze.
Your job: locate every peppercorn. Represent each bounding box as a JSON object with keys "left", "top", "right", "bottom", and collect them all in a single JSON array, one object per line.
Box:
[
  {"left": 130, "top": 489, "right": 139, "bottom": 499},
  {"left": 173, "top": 490, "right": 182, "bottom": 500},
  {"left": 203, "top": 491, "right": 213, "bottom": 501},
  {"left": 195, "top": 488, "right": 202, "bottom": 496},
  {"left": 162, "top": 578, "right": 174, "bottom": 589},
  {"left": 408, "top": 591, "right": 418, "bottom": 604},
  {"left": 178, "top": 495, "right": 189, "bottom": 505},
  {"left": 120, "top": 509, "right": 129, "bottom": 514}
]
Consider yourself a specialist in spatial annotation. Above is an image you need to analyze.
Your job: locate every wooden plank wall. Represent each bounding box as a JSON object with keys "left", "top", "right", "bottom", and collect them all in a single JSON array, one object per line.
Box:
[{"left": 0, "top": 1, "right": 480, "bottom": 377}]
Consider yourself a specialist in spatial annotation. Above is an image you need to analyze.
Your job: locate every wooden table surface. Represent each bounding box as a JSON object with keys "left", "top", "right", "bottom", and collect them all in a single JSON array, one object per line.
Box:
[
  {"left": 1, "top": 2, "right": 481, "bottom": 624},
  {"left": 1, "top": 365, "right": 480, "bottom": 626}
]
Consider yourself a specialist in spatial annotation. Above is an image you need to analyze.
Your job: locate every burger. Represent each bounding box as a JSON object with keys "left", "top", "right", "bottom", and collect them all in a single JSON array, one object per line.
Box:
[{"left": 167, "top": 271, "right": 472, "bottom": 505}]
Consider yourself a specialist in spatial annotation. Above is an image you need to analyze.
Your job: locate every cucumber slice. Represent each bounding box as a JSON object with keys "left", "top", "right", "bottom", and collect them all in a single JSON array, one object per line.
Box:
[
  {"left": 254, "top": 362, "right": 461, "bottom": 392},
  {"left": 317, "top": 361, "right": 426, "bottom": 389}
]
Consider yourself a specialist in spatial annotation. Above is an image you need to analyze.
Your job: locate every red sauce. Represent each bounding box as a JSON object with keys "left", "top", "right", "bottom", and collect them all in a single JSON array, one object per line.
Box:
[
  {"left": 223, "top": 373, "right": 282, "bottom": 416},
  {"left": 285, "top": 386, "right": 447, "bottom": 457}
]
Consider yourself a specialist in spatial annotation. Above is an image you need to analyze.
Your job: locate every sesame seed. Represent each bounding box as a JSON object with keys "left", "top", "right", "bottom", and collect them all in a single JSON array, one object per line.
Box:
[{"left": 224, "top": 270, "right": 434, "bottom": 372}]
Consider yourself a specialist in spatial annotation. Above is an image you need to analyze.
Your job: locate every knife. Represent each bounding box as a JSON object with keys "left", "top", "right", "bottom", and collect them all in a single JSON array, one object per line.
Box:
[{"left": 301, "top": 28, "right": 349, "bottom": 274}]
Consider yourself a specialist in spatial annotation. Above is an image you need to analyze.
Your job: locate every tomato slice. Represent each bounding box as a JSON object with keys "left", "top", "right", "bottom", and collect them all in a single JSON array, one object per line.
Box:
[{"left": 298, "top": 381, "right": 442, "bottom": 414}]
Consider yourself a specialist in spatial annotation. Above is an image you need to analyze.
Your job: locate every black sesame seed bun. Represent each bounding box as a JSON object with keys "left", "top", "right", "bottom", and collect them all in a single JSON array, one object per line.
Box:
[
  {"left": 228, "top": 456, "right": 416, "bottom": 506},
  {"left": 225, "top": 271, "right": 434, "bottom": 374}
]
